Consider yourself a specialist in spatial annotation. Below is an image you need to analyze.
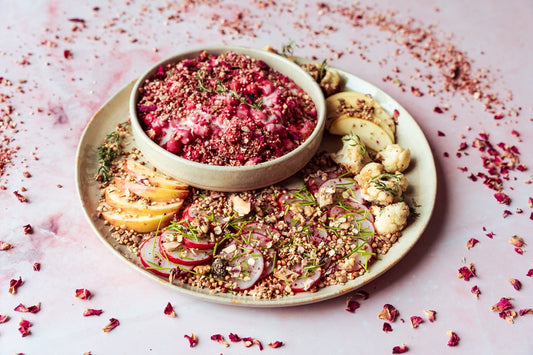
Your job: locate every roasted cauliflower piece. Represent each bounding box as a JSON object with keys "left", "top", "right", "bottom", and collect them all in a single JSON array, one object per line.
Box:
[
  {"left": 373, "top": 202, "right": 410, "bottom": 235},
  {"left": 355, "top": 162, "right": 407, "bottom": 205},
  {"left": 332, "top": 133, "right": 370, "bottom": 175},
  {"left": 376, "top": 144, "right": 411, "bottom": 173}
]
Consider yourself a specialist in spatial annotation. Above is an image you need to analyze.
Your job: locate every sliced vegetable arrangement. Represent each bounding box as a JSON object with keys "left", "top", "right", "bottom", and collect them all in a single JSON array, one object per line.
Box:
[{"left": 96, "top": 58, "right": 415, "bottom": 299}]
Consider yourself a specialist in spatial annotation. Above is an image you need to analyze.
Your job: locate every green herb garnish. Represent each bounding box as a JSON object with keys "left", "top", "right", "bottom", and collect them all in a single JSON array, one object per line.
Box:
[{"left": 96, "top": 121, "right": 130, "bottom": 182}]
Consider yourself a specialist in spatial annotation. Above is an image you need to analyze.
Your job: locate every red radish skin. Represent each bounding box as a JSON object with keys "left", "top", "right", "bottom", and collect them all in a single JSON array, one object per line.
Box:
[
  {"left": 226, "top": 248, "right": 265, "bottom": 291},
  {"left": 158, "top": 233, "right": 213, "bottom": 266},
  {"left": 139, "top": 236, "right": 193, "bottom": 276}
]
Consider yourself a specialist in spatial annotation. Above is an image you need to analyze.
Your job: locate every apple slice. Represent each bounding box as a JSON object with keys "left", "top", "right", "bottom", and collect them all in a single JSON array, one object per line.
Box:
[
  {"left": 113, "top": 178, "right": 188, "bottom": 202},
  {"left": 104, "top": 186, "right": 183, "bottom": 216},
  {"left": 328, "top": 115, "right": 393, "bottom": 152},
  {"left": 123, "top": 159, "right": 188, "bottom": 190},
  {"left": 98, "top": 202, "right": 174, "bottom": 233},
  {"left": 326, "top": 91, "right": 395, "bottom": 142}
]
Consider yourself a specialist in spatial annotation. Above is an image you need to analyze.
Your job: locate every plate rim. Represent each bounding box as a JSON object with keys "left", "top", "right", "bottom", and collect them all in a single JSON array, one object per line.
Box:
[{"left": 75, "top": 68, "right": 437, "bottom": 307}]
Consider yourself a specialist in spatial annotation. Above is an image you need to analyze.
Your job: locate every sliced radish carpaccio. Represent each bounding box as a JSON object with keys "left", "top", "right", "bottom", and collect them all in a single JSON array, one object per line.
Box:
[
  {"left": 316, "top": 178, "right": 363, "bottom": 207},
  {"left": 158, "top": 233, "right": 212, "bottom": 266},
  {"left": 226, "top": 248, "right": 264, "bottom": 291},
  {"left": 338, "top": 241, "right": 374, "bottom": 272},
  {"left": 139, "top": 236, "right": 193, "bottom": 276},
  {"left": 290, "top": 265, "right": 322, "bottom": 292}
]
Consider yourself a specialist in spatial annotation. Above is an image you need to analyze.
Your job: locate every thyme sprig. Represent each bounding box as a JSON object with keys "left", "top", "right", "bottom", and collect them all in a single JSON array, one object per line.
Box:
[
  {"left": 370, "top": 173, "right": 403, "bottom": 196},
  {"left": 96, "top": 121, "right": 130, "bottom": 182},
  {"left": 342, "top": 131, "right": 367, "bottom": 156}
]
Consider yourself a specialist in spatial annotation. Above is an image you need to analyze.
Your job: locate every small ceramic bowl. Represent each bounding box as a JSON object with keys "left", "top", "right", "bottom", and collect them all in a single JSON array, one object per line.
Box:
[{"left": 129, "top": 46, "right": 326, "bottom": 191}]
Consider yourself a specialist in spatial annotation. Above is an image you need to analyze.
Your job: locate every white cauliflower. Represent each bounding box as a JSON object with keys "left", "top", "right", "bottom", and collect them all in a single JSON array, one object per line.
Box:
[
  {"left": 376, "top": 144, "right": 411, "bottom": 173},
  {"left": 332, "top": 134, "right": 370, "bottom": 175},
  {"left": 355, "top": 162, "right": 408, "bottom": 205},
  {"left": 373, "top": 202, "right": 410, "bottom": 235}
]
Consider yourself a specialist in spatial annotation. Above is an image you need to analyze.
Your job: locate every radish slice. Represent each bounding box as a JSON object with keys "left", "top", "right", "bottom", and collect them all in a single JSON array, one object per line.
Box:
[
  {"left": 290, "top": 265, "right": 322, "bottom": 292},
  {"left": 163, "top": 223, "right": 215, "bottom": 250},
  {"left": 139, "top": 236, "right": 193, "bottom": 276},
  {"left": 338, "top": 241, "right": 374, "bottom": 272},
  {"left": 226, "top": 248, "right": 264, "bottom": 291},
  {"left": 158, "top": 233, "right": 212, "bottom": 266}
]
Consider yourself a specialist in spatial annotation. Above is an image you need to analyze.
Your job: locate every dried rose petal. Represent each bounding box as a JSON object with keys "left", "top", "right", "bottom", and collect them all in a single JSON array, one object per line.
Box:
[
  {"left": 491, "top": 297, "right": 513, "bottom": 312},
  {"left": 424, "top": 310, "right": 436, "bottom": 322},
  {"left": 83, "top": 308, "right": 103, "bottom": 316},
  {"left": 210, "top": 334, "right": 229, "bottom": 347},
  {"left": 392, "top": 344, "right": 408, "bottom": 353},
  {"left": 485, "top": 231, "right": 495, "bottom": 239},
  {"left": 64, "top": 50, "right": 73, "bottom": 59},
  {"left": 75, "top": 288, "right": 92, "bottom": 300},
  {"left": 410, "top": 316, "right": 423, "bottom": 328},
  {"left": 355, "top": 290, "right": 369, "bottom": 299},
  {"left": 515, "top": 247, "right": 524, "bottom": 255},
  {"left": 457, "top": 263, "right": 476, "bottom": 281},
  {"left": 509, "top": 235, "right": 525, "bottom": 248},
  {"left": 102, "top": 318, "right": 120, "bottom": 332},
  {"left": 268, "top": 341, "right": 284, "bottom": 348},
  {"left": 502, "top": 210, "right": 512, "bottom": 218},
  {"left": 447, "top": 331, "right": 460, "bottom": 346},
  {"left": 499, "top": 310, "right": 517, "bottom": 323},
  {"left": 22, "top": 224, "right": 33, "bottom": 235},
  {"left": 411, "top": 86, "right": 423, "bottom": 96},
  {"left": 509, "top": 279, "right": 521, "bottom": 291},
  {"left": 13, "top": 190, "right": 28, "bottom": 203},
  {"left": 9, "top": 277, "right": 23, "bottom": 294},
  {"left": 253, "top": 339, "right": 263, "bottom": 350},
  {"left": 466, "top": 238, "right": 479, "bottom": 249},
  {"left": 14, "top": 302, "right": 41, "bottom": 314},
  {"left": 527, "top": 269, "right": 533, "bottom": 277},
  {"left": 33, "top": 262, "right": 40, "bottom": 271},
  {"left": 519, "top": 308, "right": 533, "bottom": 316},
  {"left": 528, "top": 197, "right": 533, "bottom": 208},
  {"left": 437, "top": 130, "right": 446, "bottom": 137},
  {"left": 18, "top": 318, "right": 32, "bottom": 337},
  {"left": 163, "top": 302, "right": 176, "bottom": 317},
  {"left": 471, "top": 285, "right": 481, "bottom": 298},
  {"left": 494, "top": 192, "right": 511, "bottom": 205},
  {"left": 0, "top": 241, "right": 13, "bottom": 250},
  {"left": 0, "top": 313, "right": 9, "bottom": 323},
  {"left": 382, "top": 322, "right": 393, "bottom": 332},
  {"left": 378, "top": 304, "right": 399, "bottom": 322},
  {"left": 184, "top": 333, "right": 198, "bottom": 347},
  {"left": 229, "top": 333, "right": 241, "bottom": 342},
  {"left": 433, "top": 106, "right": 443, "bottom": 113},
  {"left": 345, "top": 299, "right": 360, "bottom": 313}
]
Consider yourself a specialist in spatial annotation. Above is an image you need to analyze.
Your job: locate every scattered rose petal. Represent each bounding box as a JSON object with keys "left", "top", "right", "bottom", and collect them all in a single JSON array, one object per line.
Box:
[
  {"left": 9, "top": 277, "right": 23, "bottom": 294},
  {"left": 163, "top": 302, "right": 176, "bottom": 317},
  {"left": 184, "top": 333, "right": 198, "bottom": 347},
  {"left": 75, "top": 288, "right": 92, "bottom": 300},
  {"left": 471, "top": 285, "right": 481, "bottom": 298},
  {"left": 14, "top": 302, "right": 41, "bottom": 314},
  {"left": 22, "top": 224, "right": 33, "bottom": 235},
  {"left": 345, "top": 298, "right": 360, "bottom": 313},
  {"left": 0, "top": 241, "right": 13, "bottom": 250},
  {"left": 383, "top": 322, "right": 393, "bottom": 332},
  {"left": 433, "top": 106, "right": 443, "bottom": 113},
  {"left": 268, "top": 341, "right": 284, "bottom": 348},
  {"left": 355, "top": 290, "right": 369, "bottom": 299},
  {"left": 392, "top": 344, "right": 408, "bottom": 353},
  {"left": 68, "top": 18, "right": 85, "bottom": 23},
  {"left": 502, "top": 210, "right": 512, "bottom": 218},
  {"left": 514, "top": 247, "right": 524, "bottom": 255},
  {"left": 410, "top": 316, "right": 423, "bottom": 328},
  {"left": 519, "top": 308, "right": 533, "bottom": 316},
  {"left": 509, "top": 279, "right": 521, "bottom": 291},
  {"left": 378, "top": 304, "right": 399, "bottom": 322},
  {"left": 18, "top": 319, "right": 32, "bottom": 337},
  {"left": 229, "top": 333, "right": 241, "bottom": 342},
  {"left": 457, "top": 263, "right": 476, "bottom": 281},
  {"left": 527, "top": 269, "right": 533, "bottom": 277},
  {"left": 447, "top": 331, "right": 460, "bottom": 346},
  {"left": 411, "top": 85, "right": 423, "bottom": 96},
  {"left": 102, "top": 318, "right": 120, "bottom": 332},
  {"left": 64, "top": 50, "right": 73, "bottom": 59},
  {"left": 424, "top": 310, "right": 436, "bottom": 322},
  {"left": 253, "top": 339, "right": 263, "bottom": 350},
  {"left": 83, "top": 308, "right": 103, "bottom": 316},
  {"left": 499, "top": 310, "right": 517, "bottom": 324},
  {"left": 485, "top": 231, "right": 495, "bottom": 239},
  {"left": 210, "top": 334, "right": 229, "bottom": 347},
  {"left": 437, "top": 130, "right": 446, "bottom": 137},
  {"left": 466, "top": 238, "right": 479, "bottom": 249},
  {"left": 491, "top": 297, "right": 513, "bottom": 312},
  {"left": 509, "top": 235, "right": 525, "bottom": 248},
  {"left": 13, "top": 190, "right": 28, "bottom": 203},
  {"left": 494, "top": 192, "right": 511, "bottom": 205},
  {"left": 33, "top": 262, "right": 40, "bottom": 271},
  {"left": 0, "top": 314, "right": 9, "bottom": 323}
]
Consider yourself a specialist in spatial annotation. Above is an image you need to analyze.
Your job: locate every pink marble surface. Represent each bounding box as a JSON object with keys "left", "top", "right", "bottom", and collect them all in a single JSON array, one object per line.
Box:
[{"left": 1, "top": 0, "right": 532, "bottom": 354}]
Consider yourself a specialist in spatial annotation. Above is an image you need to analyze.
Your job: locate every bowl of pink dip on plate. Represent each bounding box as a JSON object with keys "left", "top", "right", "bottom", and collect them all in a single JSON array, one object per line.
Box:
[{"left": 130, "top": 46, "right": 326, "bottom": 191}]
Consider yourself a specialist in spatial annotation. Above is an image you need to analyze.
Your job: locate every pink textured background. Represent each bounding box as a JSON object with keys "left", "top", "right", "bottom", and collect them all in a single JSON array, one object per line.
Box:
[{"left": 1, "top": 0, "right": 531, "bottom": 354}]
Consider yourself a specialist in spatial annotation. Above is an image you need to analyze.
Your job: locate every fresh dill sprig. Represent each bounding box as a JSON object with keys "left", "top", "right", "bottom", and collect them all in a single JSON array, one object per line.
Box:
[
  {"left": 281, "top": 40, "right": 297, "bottom": 57},
  {"left": 96, "top": 121, "right": 130, "bottom": 182}
]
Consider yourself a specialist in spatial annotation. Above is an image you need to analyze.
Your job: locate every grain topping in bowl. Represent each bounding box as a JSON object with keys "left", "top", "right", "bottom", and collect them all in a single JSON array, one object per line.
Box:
[{"left": 136, "top": 50, "right": 318, "bottom": 166}]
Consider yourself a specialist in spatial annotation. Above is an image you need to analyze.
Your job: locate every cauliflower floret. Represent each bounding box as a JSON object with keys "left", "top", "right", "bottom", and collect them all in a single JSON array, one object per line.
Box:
[
  {"left": 355, "top": 162, "right": 408, "bottom": 205},
  {"left": 373, "top": 202, "right": 410, "bottom": 235},
  {"left": 376, "top": 144, "right": 411, "bottom": 173},
  {"left": 332, "top": 134, "right": 370, "bottom": 175}
]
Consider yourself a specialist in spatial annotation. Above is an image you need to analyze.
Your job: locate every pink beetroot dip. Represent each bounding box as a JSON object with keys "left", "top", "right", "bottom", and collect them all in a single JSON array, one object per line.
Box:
[{"left": 136, "top": 51, "right": 318, "bottom": 166}]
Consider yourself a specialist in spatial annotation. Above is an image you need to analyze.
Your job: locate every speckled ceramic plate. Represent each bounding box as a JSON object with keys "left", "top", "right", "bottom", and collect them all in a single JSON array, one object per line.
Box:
[{"left": 75, "top": 67, "right": 437, "bottom": 307}]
